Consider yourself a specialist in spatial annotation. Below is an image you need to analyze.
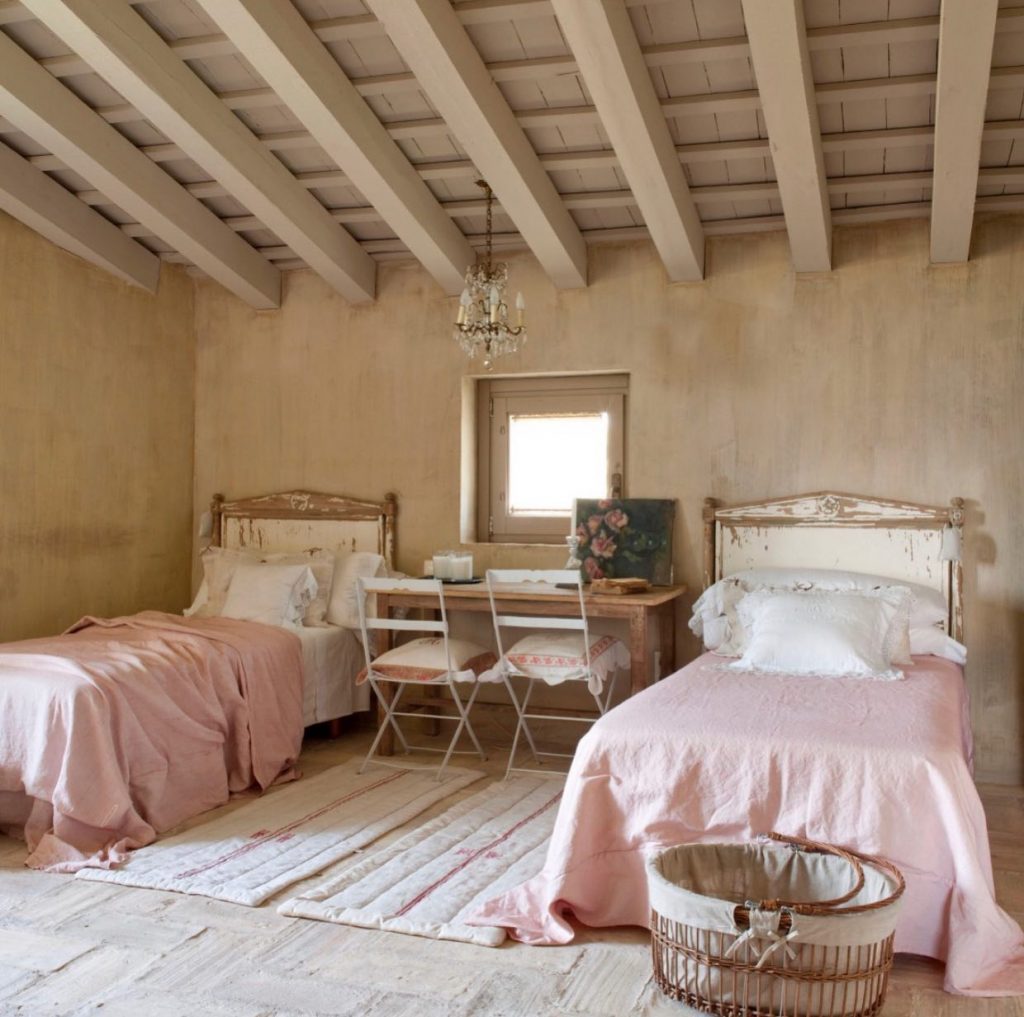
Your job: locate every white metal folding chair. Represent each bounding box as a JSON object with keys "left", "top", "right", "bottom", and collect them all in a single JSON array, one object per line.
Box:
[
  {"left": 486, "top": 569, "right": 626, "bottom": 779},
  {"left": 357, "top": 577, "right": 487, "bottom": 781}
]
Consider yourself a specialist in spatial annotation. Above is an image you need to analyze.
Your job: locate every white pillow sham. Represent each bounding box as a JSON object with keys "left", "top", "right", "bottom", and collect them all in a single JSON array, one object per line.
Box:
[
  {"left": 327, "top": 551, "right": 386, "bottom": 628},
  {"left": 188, "top": 546, "right": 334, "bottom": 626},
  {"left": 729, "top": 588, "right": 910, "bottom": 680},
  {"left": 220, "top": 564, "right": 317, "bottom": 630},
  {"left": 691, "top": 566, "right": 947, "bottom": 656}
]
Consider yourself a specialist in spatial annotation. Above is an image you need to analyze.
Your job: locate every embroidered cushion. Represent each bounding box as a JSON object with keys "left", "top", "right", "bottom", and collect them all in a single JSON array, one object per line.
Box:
[
  {"left": 359, "top": 637, "right": 496, "bottom": 684},
  {"left": 729, "top": 587, "right": 911, "bottom": 679},
  {"left": 504, "top": 632, "right": 622, "bottom": 684}
]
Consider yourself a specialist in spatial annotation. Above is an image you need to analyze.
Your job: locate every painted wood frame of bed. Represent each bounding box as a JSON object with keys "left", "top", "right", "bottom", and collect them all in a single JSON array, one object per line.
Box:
[
  {"left": 702, "top": 491, "right": 965, "bottom": 641},
  {"left": 208, "top": 489, "right": 397, "bottom": 571}
]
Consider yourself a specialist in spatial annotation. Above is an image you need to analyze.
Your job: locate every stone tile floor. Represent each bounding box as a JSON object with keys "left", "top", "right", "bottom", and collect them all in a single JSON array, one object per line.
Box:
[{"left": 0, "top": 720, "right": 1021, "bottom": 1016}]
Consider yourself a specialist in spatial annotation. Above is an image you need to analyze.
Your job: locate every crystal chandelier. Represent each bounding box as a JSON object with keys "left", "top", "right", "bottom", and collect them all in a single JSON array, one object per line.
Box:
[{"left": 453, "top": 180, "right": 525, "bottom": 370}]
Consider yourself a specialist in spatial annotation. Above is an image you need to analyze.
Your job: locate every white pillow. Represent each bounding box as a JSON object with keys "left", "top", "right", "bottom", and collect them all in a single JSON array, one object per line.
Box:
[
  {"left": 359, "top": 637, "right": 496, "bottom": 684},
  {"left": 256, "top": 549, "right": 335, "bottom": 627},
  {"left": 184, "top": 577, "right": 208, "bottom": 617},
  {"left": 194, "top": 546, "right": 252, "bottom": 617},
  {"left": 910, "top": 627, "right": 967, "bottom": 664},
  {"left": 221, "top": 564, "right": 317, "bottom": 630},
  {"left": 327, "top": 551, "right": 386, "bottom": 628},
  {"left": 729, "top": 588, "right": 910, "bottom": 680},
  {"left": 730, "top": 568, "right": 947, "bottom": 628}
]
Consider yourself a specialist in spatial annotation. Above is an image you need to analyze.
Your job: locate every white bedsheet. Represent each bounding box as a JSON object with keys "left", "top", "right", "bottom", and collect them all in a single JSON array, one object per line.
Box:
[{"left": 295, "top": 626, "right": 370, "bottom": 726}]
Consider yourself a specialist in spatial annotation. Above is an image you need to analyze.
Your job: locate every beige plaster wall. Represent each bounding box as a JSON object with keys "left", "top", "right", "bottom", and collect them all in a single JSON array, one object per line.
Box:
[
  {"left": 0, "top": 210, "right": 196, "bottom": 640},
  {"left": 193, "top": 215, "right": 1024, "bottom": 784}
]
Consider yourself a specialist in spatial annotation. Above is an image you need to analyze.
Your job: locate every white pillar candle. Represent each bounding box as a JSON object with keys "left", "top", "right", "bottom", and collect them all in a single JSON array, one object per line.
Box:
[
  {"left": 432, "top": 552, "right": 453, "bottom": 580},
  {"left": 450, "top": 553, "right": 474, "bottom": 581}
]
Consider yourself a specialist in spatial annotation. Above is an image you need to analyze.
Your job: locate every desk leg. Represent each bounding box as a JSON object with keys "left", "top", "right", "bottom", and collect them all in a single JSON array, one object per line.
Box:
[
  {"left": 659, "top": 602, "right": 676, "bottom": 680},
  {"left": 375, "top": 593, "right": 394, "bottom": 757},
  {"left": 629, "top": 607, "right": 648, "bottom": 696}
]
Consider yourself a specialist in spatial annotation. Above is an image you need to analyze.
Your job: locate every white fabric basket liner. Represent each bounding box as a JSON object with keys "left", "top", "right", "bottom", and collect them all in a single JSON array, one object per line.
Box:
[{"left": 647, "top": 841, "right": 902, "bottom": 948}]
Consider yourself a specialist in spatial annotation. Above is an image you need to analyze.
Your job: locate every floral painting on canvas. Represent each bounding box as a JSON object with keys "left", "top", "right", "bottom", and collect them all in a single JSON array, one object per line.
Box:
[{"left": 572, "top": 498, "right": 676, "bottom": 585}]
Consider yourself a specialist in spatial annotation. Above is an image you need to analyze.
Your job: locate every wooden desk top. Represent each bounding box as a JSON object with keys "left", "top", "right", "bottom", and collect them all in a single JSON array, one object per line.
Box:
[{"left": 380, "top": 583, "right": 687, "bottom": 608}]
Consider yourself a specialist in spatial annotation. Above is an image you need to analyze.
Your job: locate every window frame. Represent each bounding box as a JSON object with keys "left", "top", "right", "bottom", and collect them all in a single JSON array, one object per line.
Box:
[{"left": 476, "top": 373, "right": 628, "bottom": 544}]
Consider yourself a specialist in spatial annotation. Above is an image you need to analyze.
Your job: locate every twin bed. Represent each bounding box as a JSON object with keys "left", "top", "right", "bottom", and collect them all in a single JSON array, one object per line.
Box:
[
  {"left": 472, "top": 493, "right": 1024, "bottom": 997},
  {"left": 0, "top": 489, "right": 395, "bottom": 870}
]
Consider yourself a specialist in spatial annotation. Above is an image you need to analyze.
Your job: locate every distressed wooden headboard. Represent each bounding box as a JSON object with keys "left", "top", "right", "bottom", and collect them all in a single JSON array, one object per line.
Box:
[
  {"left": 210, "top": 490, "right": 397, "bottom": 572},
  {"left": 702, "top": 492, "right": 964, "bottom": 640}
]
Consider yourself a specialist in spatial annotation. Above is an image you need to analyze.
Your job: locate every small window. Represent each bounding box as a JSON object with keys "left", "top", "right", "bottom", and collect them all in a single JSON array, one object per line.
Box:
[{"left": 478, "top": 374, "right": 627, "bottom": 543}]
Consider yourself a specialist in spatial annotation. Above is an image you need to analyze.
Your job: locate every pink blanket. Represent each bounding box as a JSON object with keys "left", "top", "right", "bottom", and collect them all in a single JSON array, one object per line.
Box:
[
  {"left": 472, "top": 654, "right": 1024, "bottom": 996},
  {"left": 0, "top": 611, "right": 304, "bottom": 872}
]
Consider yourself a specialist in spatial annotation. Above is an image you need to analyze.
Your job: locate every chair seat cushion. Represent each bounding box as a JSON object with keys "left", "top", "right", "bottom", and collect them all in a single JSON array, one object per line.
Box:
[
  {"left": 358, "top": 637, "right": 496, "bottom": 684},
  {"left": 504, "top": 632, "right": 627, "bottom": 685}
]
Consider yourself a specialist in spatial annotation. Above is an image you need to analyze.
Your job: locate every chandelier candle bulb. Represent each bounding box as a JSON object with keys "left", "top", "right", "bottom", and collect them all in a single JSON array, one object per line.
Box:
[{"left": 516, "top": 292, "right": 525, "bottom": 326}]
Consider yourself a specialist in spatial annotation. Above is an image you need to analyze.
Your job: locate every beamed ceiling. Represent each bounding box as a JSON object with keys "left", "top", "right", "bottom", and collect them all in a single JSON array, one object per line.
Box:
[{"left": 0, "top": 0, "right": 1018, "bottom": 306}]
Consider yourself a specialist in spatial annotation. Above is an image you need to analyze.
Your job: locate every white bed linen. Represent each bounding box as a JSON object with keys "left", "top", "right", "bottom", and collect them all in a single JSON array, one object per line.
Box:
[{"left": 294, "top": 626, "right": 370, "bottom": 726}]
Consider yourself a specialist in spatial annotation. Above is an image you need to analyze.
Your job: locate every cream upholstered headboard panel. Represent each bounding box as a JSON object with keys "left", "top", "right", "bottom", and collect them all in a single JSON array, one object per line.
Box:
[
  {"left": 211, "top": 490, "right": 397, "bottom": 571},
  {"left": 702, "top": 492, "right": 964, "bottom": 640}
]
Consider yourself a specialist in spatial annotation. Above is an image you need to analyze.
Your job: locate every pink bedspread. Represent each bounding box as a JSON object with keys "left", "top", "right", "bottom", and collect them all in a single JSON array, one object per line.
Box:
[
  {"left": 0, "top": 611, "right": 304, "bottom": 872},
  {"left": 472, "top": 654, "right": 1024, "bottom": 996}
]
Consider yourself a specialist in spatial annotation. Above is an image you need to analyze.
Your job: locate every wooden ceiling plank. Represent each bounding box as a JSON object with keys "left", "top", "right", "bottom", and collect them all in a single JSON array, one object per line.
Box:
[
  {"left": 0, "top": 31, "right": 279, "bottom": 307},
  {"left": 930, "top": 0, "right": 999, "bottom": 263},
  {"left": 22, "top": 0, "right": 375, "bottom": 302},
  {"left": 367, "top": 0, "right": 586, "bottom": 288},
  {"left": 741, "top": 0, "right": 831, "bottom": 271},
  {"left": 198, "top": 0, "right": 472, "bottom": 295},
  {"left": 0, "top": 139, "right": 160, "bottom": 289},
  {"left": 551, "top": 0, "right": 702, "bottom": 280}
]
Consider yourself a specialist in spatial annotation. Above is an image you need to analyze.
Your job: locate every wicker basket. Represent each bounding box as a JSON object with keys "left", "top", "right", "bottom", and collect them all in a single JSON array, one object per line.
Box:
[{"left": 647, "top": 833, "right": 905, "bottom": 1017}]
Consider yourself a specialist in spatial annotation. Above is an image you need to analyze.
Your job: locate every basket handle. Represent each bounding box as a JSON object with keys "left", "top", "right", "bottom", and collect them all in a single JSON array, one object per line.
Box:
[
  {"left": 750, "top": 832, "right": 906, "bottom": 916},
  {"left": 752, "top": 832, "right": 866, "bottom": 914}
]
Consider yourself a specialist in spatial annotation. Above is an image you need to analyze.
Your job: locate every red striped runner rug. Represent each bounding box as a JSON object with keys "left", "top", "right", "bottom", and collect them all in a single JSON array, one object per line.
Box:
[
  {"left": 77, "top": 761, "right": 484, "bottom": 906},
  {"left": 279, "top": 775, "right": 564, "bottom": 946}
]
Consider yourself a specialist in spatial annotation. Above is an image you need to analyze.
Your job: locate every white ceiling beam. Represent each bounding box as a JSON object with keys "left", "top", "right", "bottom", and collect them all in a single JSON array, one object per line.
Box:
[
  {"left": 0, "top": 31, "right": 279, "bottom": 308},
  {"left": 23, "top": 0, "right": 375, "bottom": 303},
  {"left": 26, "top": 6, "right": 1024, "bottom": 85},
  {"left": 13, "top": 59, "right": 1024, "bottom": 142},
  {"left": 552, "top": 0, "right": 702, "bottom": 280},
  {"left": 367, "top": 0, "right": 586, "bottom": 289},
  {"left": 742, "top": 0, "right": 831, "bottom": 272},
  {"left": 198, "top": 0, "right": 472, "bottom": 296},
  {"left": 930, "top": 0, "right": 999, "bottom": 263},
  {"left": 0, "top": 140, "right": 159, "bottom": 290}
]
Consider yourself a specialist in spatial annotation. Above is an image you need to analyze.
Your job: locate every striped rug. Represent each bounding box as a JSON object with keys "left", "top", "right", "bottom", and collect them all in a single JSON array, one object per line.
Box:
[
  {"left": 278, "top": 775, "right": 563, "bottom": 946},
  {"left": 77, "top": 761, "right": 484, "bottom": 906}
]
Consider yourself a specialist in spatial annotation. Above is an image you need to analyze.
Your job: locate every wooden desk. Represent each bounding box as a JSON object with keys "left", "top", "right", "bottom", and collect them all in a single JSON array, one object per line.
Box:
[{"left": 374, "top": 583, "right": 687, "bottom": 697}]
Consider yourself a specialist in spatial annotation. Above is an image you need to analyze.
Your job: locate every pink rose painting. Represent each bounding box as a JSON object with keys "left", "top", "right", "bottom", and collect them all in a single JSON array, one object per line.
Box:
[
  {"left": 571, "top": 498, "right": 675, "bottom": 585},
  {"left": 603, "top": 508, "right": 629, "bottom": 531}
]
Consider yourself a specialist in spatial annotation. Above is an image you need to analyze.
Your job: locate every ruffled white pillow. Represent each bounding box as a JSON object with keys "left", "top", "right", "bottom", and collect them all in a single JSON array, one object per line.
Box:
[{"left": 728, "top": 587, "right": 911, "bottom": 679}]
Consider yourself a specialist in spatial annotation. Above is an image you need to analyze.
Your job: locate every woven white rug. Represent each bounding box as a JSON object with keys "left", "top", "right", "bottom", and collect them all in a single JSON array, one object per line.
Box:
[
  {"left": 278, "top": 774, "right": 563, "bottom": 946},
  {"left": 76, "top": 762, "right": 484, "bottom": 906}
]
